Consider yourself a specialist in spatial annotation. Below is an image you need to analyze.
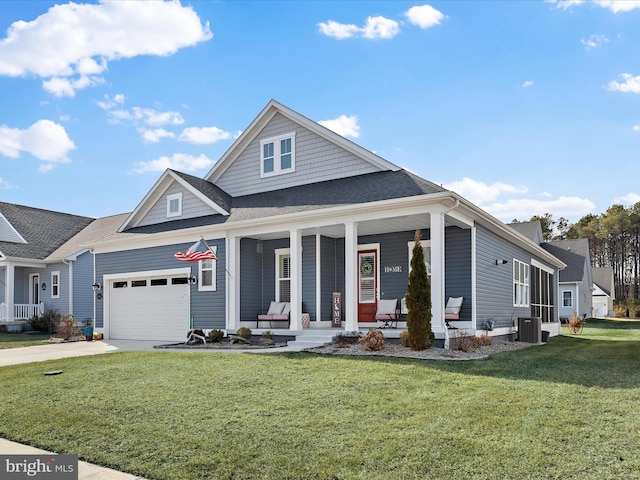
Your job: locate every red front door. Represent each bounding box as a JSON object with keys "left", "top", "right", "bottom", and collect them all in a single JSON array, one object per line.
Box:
[{"left": 358, "top": 250, "right": 377, "bottom": 322}]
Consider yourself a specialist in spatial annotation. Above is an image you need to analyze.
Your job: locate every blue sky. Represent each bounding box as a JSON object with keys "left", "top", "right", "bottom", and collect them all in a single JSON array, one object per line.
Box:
[{"left": 1, "top": 0, "right": 639, "bottom": 223}]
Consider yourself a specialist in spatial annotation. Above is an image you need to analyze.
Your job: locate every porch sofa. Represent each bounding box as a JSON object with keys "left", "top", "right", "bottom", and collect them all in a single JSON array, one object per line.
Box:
[{"left": 257, "top": 301, "right": 291, "bottom": 328}]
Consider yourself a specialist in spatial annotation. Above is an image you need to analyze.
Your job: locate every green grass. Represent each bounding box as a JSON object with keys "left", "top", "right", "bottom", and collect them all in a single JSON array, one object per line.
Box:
[
  {"left": 0, "top": 332, "right": 51, "bottom": 349},
  {"left": 1, "top": 320, "right": 640, "bottom": 479}
]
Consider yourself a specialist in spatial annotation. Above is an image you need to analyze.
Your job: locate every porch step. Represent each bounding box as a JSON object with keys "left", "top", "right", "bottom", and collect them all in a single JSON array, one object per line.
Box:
[{"left": 287, "top": 330, "right": 337, "bottom": 349}]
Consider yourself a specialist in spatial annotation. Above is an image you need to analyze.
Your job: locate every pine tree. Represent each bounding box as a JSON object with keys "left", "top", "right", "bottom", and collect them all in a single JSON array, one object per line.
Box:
[{"left": 406, "top": 230, "right": 434, "bottom": 350}]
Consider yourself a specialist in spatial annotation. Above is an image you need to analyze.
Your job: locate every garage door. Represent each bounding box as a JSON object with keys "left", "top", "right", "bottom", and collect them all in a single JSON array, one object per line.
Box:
[{"left": 109, "top": 275, "right": 190, "bottom": 341}]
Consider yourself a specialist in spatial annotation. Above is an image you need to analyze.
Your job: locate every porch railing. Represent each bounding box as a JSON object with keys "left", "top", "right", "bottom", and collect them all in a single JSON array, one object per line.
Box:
[{"left": 0, "top": 303, "right": 44, "bottom": 322}]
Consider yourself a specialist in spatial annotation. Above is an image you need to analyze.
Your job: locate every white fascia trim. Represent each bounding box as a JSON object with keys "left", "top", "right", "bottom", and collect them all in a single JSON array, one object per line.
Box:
[
  {"left": 531, "top": 259, "right": 555, "bottom": 274},
  {"left": 0, "top": 212, "right": 27, "bottom": 244},
  {"left": 89, "top": 229, "right": 229, "bottom": 255},
  {"left": 171, "top": 172, "right": 229, "bottom": 216},
  {"left": 118, "top": 170, "right": 174, "bottom": 232},
  {"left": 0, "top": 257, "right": 46, "bottom": 268}
]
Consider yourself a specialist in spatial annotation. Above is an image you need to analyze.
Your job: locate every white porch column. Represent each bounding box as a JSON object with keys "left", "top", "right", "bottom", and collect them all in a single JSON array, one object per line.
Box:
[
  {"left": 227, "top": 234, "right": 241, "bottom": 332},
  {"left": 5, "top": 262, "right": 15, "bottom": 322},
  {"left": 430, "top": 209, "right": 449, "bottom": 348},
  {"left": 289, "top": 228, "right": 303, "bottom": 330},
  {"left": 315, "top": 233, "right": 322, "bottom": 323},
  {"left": 344, "top": 222, "right": 358, "bottom": 331}
]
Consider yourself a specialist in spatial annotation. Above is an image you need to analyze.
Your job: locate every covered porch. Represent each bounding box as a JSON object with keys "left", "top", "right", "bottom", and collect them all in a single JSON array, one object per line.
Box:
[
  {"left": 226, "top": 196, "right": 475, "bottom": 347},
  {"left": 0, "top": 261, "right": 46, "bottom": 323}
]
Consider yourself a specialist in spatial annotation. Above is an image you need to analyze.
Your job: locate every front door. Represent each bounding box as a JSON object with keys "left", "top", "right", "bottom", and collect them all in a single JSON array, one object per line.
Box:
[
  {"left": 30, "top": 274, "right": 40, "bottom": 305},
  {"left": 358, "top": 250, "right": 377, "bottom": 322}
]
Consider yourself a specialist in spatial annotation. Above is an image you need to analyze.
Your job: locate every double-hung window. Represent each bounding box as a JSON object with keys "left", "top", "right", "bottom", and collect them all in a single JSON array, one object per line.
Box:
[
  {"left": 275, "top": 248, "right": 291, "bottom": 302},
  {"left": 407, "top": 239, "right": 431, "bottom": 276},
  {"left": 51, "top": 271, "right": 60, "bottom": 299},
  {"left": 513, "top": 259, "right": 530, "bottom": 307},
  {"left": 260, "top": 132, "right": 296, "bottom": 177},
  {"left": 167, "top": 193, "right": 182, "bottom": 218},
  {"left": 198, "top": 248, "right": 217, "bottom": 292},
  {"left": 562, "top": 290, "right": 573, "bottom": 308}
]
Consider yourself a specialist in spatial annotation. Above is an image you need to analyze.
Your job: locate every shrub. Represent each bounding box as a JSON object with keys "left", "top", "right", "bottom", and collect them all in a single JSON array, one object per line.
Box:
[
  {"left": 262, "top": 330, "right": 274, "bottom": 340},
  {"left": 237, "top": 327, "right": 252, "bottom": 339},
  {"left": 568, "top": 315, "right": 583, "bottom": 334},
  {"left": 29, "top": 305, "right": 60, "bottom": 333},
  {"left": 359, "top": 329, "right": 385, "bottom": 351},
  {"left": 332, "top": 332, "right": 361, "bottom": 347},
  {"left": 399, "top": 330, "right": 410, "bottom": 347},
  {"left": 406, "top": 230, "right": 434, "bottom": 350},
  {"left": 450, "top": 331, "right": 473, "bottom": 352},
  {"left": 469, "top": 334, "right": 492, "bottom": 349},
  {"left": 55, "top": 314, "right": 79, "bottom": 340},
  {"left": 207, "top": 329, "right": 224, "bottom": 343}
]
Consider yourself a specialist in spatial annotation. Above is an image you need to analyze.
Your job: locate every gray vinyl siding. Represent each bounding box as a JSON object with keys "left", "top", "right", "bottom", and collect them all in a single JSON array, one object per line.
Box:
[
  {"left": 0, "top": 268, "right": 4, "bottom": 304},
  {"left": 476, "top": 225, "right": 534, "bottom": 328},
  {"left": 216, "top": 113, "right": 381, "bottom": 197},
  {"left": 94, "top": 239, "right": 226, "bottom": 330},
  {"left": 240, "top": 238, "right": 263, "bottom": 323},
  {"left": 320, "top": 236, "right": 341, "bottom": 322},
  {"left": 40, "top": 263, "right": 70, "bottom": 315},
  {"left": 138, "top": 183, "right": 219, "bottom": 228},
  {"left": 302, "top": 236, "right": 316, "bottom": 321},
  {"left": 445, "top": 228, "right": 472, "bottom": 322},
  {"left": 0, "top": 215, "right": 24, "bottom": 243},
  {"left": 73, "top": 251, "right": 94, "bottom": 322}
]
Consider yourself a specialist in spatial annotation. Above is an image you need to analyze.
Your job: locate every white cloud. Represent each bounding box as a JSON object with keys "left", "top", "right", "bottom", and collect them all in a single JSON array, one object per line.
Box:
[
  {"left": 405, "top": 5, "right": 445, "bottom": 29},
  {"left": 317, "top": 20, "right": 360, "bottom": 39},
  {"left": 139, "top": 128, "right": 176, "bottom": 144},
  {"left": 615, "top": 193, "right": 640, "bottom": 205},
  {"left": 179, "top": 126, "right": 232, "bottom": 144},
  {"left": 633, "top": 125, "right": 640, "bottom": 131},
  {"left": 97, "top": 94, "right": 125, "bottom": 110},
  {"left": 361, "top": 16, "right": 400, "bottom": 40},
  {"left": 131, "top": 153, "right": 213, "bottom": 174},
  {"left": 552, "top": 0, "right": 640, "bottom": 12},
  {"left": 443, "top": 177, "right": 528, "bottom": 204},
  {"left": 522, "top": 80, "right": 534, "bottom": 88},
  {"left": 581, "top": 34, "right": 609, "bottom": 50},
  {"left": 0, "top": 177, "right": 14, "bottom": 189},
  {"left": 107, "top": 107, "right": 184, "bottom": 127},
  {"left": 0, "top": 120, "right": 75, "bottom": 168},
  {"left": 0, "top": 0, "right": 212, "bottom": 96},
  {"left": 607, "top": 73, "right": 640, "bottom": 93},
  {"left": 484, "top": 196, "right": 597, "bottom": 222},
  {"left": 319, "top": 115, "right": 361, "bottom": 138}
]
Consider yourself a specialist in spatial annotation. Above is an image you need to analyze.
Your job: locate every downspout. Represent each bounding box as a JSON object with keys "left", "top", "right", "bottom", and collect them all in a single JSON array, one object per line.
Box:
[
  {"left": 440, "top": 198, "right": 460, "bottom": 350},
  {"left": 63, "top": 259, "right": 73, "bottom": 317}
]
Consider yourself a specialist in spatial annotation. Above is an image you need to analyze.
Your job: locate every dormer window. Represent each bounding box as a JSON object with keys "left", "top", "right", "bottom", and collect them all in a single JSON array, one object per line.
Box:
[
  {"left": 260, "top": 132, "right": 296, "bottom": 177},
  {"left": 167, "top": 193, "right": 182, "bottom": 218}
]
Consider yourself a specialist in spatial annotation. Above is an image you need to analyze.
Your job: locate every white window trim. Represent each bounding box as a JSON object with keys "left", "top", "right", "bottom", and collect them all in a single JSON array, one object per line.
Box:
[
  {"left": 275, "top": 248, "right": 291, "bottom": 302},
  {"left": 260, "top": 132, "right": 296, "bottom": 178},
  {"left": 51, "top": 271, "right": 60, "bottom": 299},
  {"left": 198, "top": 249, "right": 217, "bottom": 292},
  {"left": 513, "top": 259, "right": 530, "bottom": 308},
  {"left": 408, "top": 239, "right": 431, "bottom": 276},
  {"left": 167, "top": 192, "right": 183, "bottom": 218},
  {"left": 562, "top": 290, "right": 573, "bottom": 308}
]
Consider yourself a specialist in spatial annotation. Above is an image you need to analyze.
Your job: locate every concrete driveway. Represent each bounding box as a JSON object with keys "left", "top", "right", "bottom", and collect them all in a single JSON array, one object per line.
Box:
[{"left": 0, "top": 339, "right": 159, "bottom": 367}]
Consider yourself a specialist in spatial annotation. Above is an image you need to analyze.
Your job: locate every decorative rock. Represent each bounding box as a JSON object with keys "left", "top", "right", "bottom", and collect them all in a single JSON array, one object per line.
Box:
[{"left": 229, "top": 335, "right": 251, "bottom": 345}]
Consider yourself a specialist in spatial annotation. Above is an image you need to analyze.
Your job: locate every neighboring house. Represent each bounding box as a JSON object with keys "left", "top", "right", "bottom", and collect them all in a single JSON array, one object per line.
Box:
[
  {"left": 542, "top": 238, "right": 593, "bottom": 320},
  {"left": 592, "top": 267, "right": 615, "bottom": 318},
  {"left": 85, "top": 100, "right": 566, "bottom": 345},
  {"left": 0, "top": 203, "right": 94, "bottom": 326}
]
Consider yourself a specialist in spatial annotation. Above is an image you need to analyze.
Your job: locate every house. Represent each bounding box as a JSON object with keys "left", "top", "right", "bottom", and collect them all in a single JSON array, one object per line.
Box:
[
  {"left": 0, "top": 202, "right": 94, "bottom": 328},
  {"left": 542, "top": 238, "right": 593, "bottom": 320},
  {"left": 592, "top": 267, "right": 615, "bottom": 318},
  {"left": 84, "top": 100, "right": 566, "bottom": 346}
]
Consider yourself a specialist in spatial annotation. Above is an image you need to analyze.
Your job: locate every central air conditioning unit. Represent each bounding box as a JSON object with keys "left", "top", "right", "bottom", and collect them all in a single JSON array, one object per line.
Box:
[{"left": 518, "top": 317, "right": 541, "bottom": 343}]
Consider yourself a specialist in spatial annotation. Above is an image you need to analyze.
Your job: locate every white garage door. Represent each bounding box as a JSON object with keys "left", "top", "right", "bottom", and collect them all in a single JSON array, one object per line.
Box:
[{"left": 109, "top": 274, "right": 190, "bottom": 341}]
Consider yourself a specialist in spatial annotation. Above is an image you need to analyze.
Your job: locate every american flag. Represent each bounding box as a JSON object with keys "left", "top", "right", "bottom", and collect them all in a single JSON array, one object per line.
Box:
[{"left": 174, "top": 239, "right": 217, "bottom": 262}]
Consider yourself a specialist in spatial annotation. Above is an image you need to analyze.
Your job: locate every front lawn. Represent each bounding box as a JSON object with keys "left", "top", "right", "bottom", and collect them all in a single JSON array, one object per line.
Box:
[
  {"left": 0, "top": 320, "right": 639, "bottom": 479},
  {"left": 0, "top": 332, "right": 51, "bottom": 349}
]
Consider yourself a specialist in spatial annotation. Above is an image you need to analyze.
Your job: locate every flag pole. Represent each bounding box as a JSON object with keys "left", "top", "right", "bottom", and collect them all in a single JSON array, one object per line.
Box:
[{"left": 200, "top": 237, "right": 232, "bottom": 278}]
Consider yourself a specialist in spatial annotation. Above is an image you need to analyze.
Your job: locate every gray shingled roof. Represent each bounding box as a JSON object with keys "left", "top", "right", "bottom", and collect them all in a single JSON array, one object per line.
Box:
[
  {"left": 542, "top": 239, "right": 589, "bottom": 283},
  {"left": 592, "top": 267, "right": 613, "bottom": 296},
  {"left": 508, "top": 221, "right": 542, "bottom": 243},
  {"left": 125, "top": 169, "right": 447, "bottom": 234},
  {"left": 171, "top": 170, "right": 233, "bottom": 213},
  {"left": 0, "top": 202, "right": 94, "bottom": 260}
]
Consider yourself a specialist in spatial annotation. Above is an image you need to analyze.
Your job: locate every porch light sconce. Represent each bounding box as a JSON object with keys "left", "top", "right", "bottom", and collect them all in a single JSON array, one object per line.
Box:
[
  {"left": 495, "top": 259, "right": 508, "bottom": 265},
  {"left": 92, "top": 282, "right": 102, "bottom": 292},
  {"left": 41, "top": 283, "right": 46, "bottom": 291},
  {"left": 189, "top": 275, "right": 197, "bottom": 285}
]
